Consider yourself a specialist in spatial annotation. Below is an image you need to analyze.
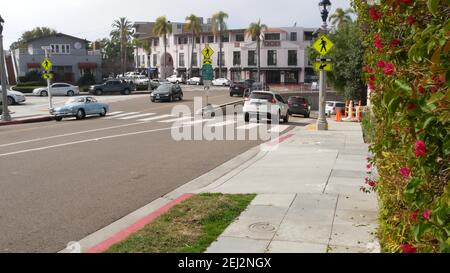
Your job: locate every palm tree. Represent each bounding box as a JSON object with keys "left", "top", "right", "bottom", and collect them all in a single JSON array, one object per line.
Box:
[
  {"left": 329, "top": 8, "right": 353, "bottom": 29},
  {"left": 211, "top": 11, "right": 229, "bottom": 79},
  {"left": 111, "top": 18, "right": 134, "bottom": 75},
  {"left": 153, "top": 16, "right": 173, "bottom": 79},
  {"left": 246, "top": 20, "right": 268, "bottom": 82},
  {"left": 185, "top": 15, "right": 201, "bottom": 79}
]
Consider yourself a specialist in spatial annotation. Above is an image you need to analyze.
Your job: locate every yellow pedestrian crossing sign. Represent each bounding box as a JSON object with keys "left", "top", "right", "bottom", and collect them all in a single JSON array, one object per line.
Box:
[
  {"left": 41, "top": 58, "right": 53, "bottom": 71},
  {"left": 314, "top": 62, "right": 332, "bottom": 72},
  {"left": 202, "top": 45, "right": 214, "bottom": 59},
  {"left": 43, "top": 73, "right": 53, "bottom": 80},
  {"left": 203, "top": 58, "right": 212, "bottom": 65},
  {"left": 313, "top": 35, "right": 334, "bottom": 56}
]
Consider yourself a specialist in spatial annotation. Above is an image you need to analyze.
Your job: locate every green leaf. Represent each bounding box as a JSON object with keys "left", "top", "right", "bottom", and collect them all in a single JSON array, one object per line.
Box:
[
  {"left": 427, "top": 0, "right": 440, "bottom": 17},
  {"left": 388, "top": 97, "right": 402, "bottom": 114},
  {"left": 423, "top": 117, "right": 437, "bottom": 130},
  {"left": 428, "top": 92, "right": 445, "bottom": 105},
  {"left": 395, "top": 80, "right": 412, "bottom": 93}
]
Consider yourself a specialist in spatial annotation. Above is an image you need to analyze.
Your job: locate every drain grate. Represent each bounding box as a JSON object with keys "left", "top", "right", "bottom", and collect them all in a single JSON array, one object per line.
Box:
[{"left": 249, "top": 222, "right": 277, "bottom": 233}]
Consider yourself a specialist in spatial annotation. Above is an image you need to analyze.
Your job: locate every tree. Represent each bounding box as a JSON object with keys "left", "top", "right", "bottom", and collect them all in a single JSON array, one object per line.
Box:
[
  {"left": 111, "top": 17, "right": 134, "bottom": 75},
  {"left": 308, "top": 21, "right": 365, "bottom": 100},
  {"left": 212, "top": 11, "right": 229, "bottom": 79},
  {"left": 328, "top": 8, "right": 353, "bottom": 29},
  {"left": 153, "top": 16, "right": 173, "bottom": 79},
  {"left": 10, "top": 27, "right": 57, "bottom": 49},
  {"left": 246, "top": 20, "right": 268, "bottom": 82},
  {"left": 185, "top": 14, "right": 201, "bottom": 79}
]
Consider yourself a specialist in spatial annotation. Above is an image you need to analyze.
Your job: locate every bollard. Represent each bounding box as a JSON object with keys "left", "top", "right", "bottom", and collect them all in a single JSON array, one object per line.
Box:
[
  {"left": 336, "top": 108, "right": 342, "bottom": 122},
  {"left": 344, "top": 101, "right": 349, "bottom": 118}
]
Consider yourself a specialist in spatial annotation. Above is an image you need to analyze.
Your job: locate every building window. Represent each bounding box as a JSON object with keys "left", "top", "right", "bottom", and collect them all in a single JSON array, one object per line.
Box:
[
  {"left": 179, "top": 53, "right": 185, "bottom": 67},
  {"left": 304, "top": 31, "right": 314, "bottom": 41},
  {"left": 217, "top": 52, "right": 225, "bottom": 66},
  {"left": 153, "top": 54, "right": 157, "bottom": 67},
  {"left": 233, "top": 51, "right": 241, "bottom": 66},
  {"left": 196, "top": 37, "right": 201, "bottom": 44},
  {"left": 178, "top": 36, "right": 188, "bottom": 45},
  {"left": 154, "top": 39, "right": 159, "bottom": 47},
  {"left": 290, "top": 32, "right": 297, "bottom": 41},
  {"left": 192, "top": 52, "right": 198, "bottom": 67},
  {"left": 51, "top": 44, "right": 70, "bottom": 54},
  {"left": 288, "top": 50, "right": 297, "bottom": 66},
  {"left": 265, "top": 33, "right": 280, "bottom": 41},
  {"left": 248, "top": 50, "right": 256, "bottom": 66},
  {"left": 221, "top": 35, "right": 229, "bottom": 43},
  {"left": 268, "top": 50, "right": 277, "bottom": 66},
  {"left": 208, "top": 36, "right": 214, "bottom": 43},
  {"left": 235, "top": 34, "right": 245, "bottom": 42}
]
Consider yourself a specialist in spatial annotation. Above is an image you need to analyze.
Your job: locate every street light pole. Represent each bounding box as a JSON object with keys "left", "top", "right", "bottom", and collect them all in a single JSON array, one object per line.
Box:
[
  {"left": 0, "top": 15, "right": 11, "bottom": 121},
  {"left": 316, "top": 0, "right": 332, "bottom": 131}
]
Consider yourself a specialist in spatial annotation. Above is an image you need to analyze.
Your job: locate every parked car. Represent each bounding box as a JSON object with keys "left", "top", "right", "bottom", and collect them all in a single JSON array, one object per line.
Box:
[
  {"left": 0, "top": 87, "right": 26, "bottom": 105},
  {"left": 212, "top": 78, "right": 231, "bottom": 86},
  {"left": 187, "top": 77, "right": 203, "bottom": 85},
  {"left": 243, "top": 91, "right": 289, "bottom": 123},
  {"left": 150, "top": 83, "right": 184, "bottom": 102},
  {"left": 33, "top": 83, "right": 80, "bottom": 97},
  {"left": 288, "top": 97, "right": 311, "bottom": 118},
  {"left": 53, "top": 96, "right": 110, "bottom": 121},
  {"left": 89, "top": 80, "right": 135, "bottom": 96},
  {"left": 230, "top": 79, "right": 256, "bottom": 97},
  {"left": 149, "top": 79, "right": 170, "bottom": 90},
  {"left": 167, "top": 75, "right": 185, "bottom": 84},
  {"left": 130, "top": 75, "right": 149, "bottom": 86},
  {"left": 251, "top": 82, "right": 270, "bottom": 92},
  {"left": 326, "top": 101, "right": 346, "bottom": 116},
  {"left": 311, "top": 82, "right": 319, "bottom": 90}
]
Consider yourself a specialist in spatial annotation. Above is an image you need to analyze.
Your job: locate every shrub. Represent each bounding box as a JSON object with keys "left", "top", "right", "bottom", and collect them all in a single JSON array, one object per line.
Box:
[
  {"left": 353, "top": 0, "right": 449, "bottom": 253},
  {"left": 76, "top": 72, "right": 96, "bottom": 86},
  {"left": 19, "top": 70, "right": 44, "bottom": 83}
]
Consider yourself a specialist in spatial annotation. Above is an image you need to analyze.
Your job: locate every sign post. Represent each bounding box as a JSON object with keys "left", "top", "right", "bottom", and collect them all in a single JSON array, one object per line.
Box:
[
  {"left": 41, "top": 47, "right": 54, "bottom": 113},
  {"left": 202, "top": 44, "right": 214, "bottom": 108}
]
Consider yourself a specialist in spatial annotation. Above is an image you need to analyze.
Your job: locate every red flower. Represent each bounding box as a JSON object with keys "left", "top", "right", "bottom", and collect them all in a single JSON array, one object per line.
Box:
[
  {"left": 432, "top": 74, "right": 445, "bottom": 85},
  {"left": 374, "top": 34, "right": 384, "bottom": 50},
  {"left": 400, "top": 167, "right": 411, "bottom": 178},
  {"left": 401, "top": 244, "right": 417, "bottom": 253},
  {"left": 376, "top": 60, "right": 386, "bottom": 68},
  {"left": 407, "top": 102, "right": 416, "bottom": 111},
  {"left": 423, "top": 209, "right": 431, "bottom": 220},
  {"left": 411, "top": 209, "right": 419, "bottom": 221},
  {"left": 414, "top": 140, "right": 427, "bottom": 157},
  {"left": 418, "top": 85, "right": 426, "bottom": 95},
  {"left": 390, "top": 39, "right": 401, "bottom": 48},
  {"left": 383, "top": 63, "right": 395, "bottom": 76},
  {"left": 407, "top": 16, "right": 416, "bottom": 25},
  {"left": 369, "top": 7, "right": 382, "bottom": 21},
  {"left": 398, "top": 0, "right": 414, "bottom": 4},
  {"left": 368, "top": 82, "right": 376, "bottom": 90},
  {"left": 368, "top": 75, "right": 376, "bottom": 82},
  {"left": 430, "top": 86, "right": 438, "bottom": 93},
  {"left": 368, "top": 181, "right": 377, "bottom": 187},
  {"left": 364, "top": 66, "right": 374, "bottom": 74},
  {"left": 367, "top": 163, "right": 373, "bottom": 169}
]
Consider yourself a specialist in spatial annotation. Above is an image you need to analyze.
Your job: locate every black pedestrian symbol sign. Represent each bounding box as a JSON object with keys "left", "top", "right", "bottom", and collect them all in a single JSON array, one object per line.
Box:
[
  {"left": 41, "top": 58, "right": 53, "bottom": 71},
  {"left": 202, "top": 45, "right": 214, "bottom": 59},
  {"left": 314, "top": 62, "right": 332, "bottom": 72},
  {"left": 313, "top": 35, "right": 334, "bottom": 56}
]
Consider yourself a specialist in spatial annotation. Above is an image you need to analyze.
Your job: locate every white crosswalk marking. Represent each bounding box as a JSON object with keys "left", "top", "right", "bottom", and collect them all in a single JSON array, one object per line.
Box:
[
  {"left": 138, "top": 114, "right": 175, "bottom": 122},
  {"left": 106, "top": 112, "right": 139, "bottom": 119},
  {"left": 269, "top": 125, "right": 290, "bottom": 133},
  {"left": 237, "top": 124, "right": 263, "bottom": 130},
  {"left": 106, "top": 111, "right": 125, "bottom": 116},
  {"left": 159, "top": 116, "right": 192, "bottom": 123},
  {"left": 183, "top": 119, "right": 214, "bottom": 126},
  {"left": 118, "top": 113, "right": 156, "bottom": 120},
  {"left": 207, "top": 120, "right": 237, "bottom": 127}
]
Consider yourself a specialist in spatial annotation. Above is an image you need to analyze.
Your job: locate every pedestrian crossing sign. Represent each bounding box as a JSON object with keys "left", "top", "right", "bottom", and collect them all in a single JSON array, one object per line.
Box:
[
  {"left": 312, "top": 35, "right": 334, "bottom": 56},
  {"left": 314, "top": 62, "right": 332, "bottom": 72},
  {"left": 41, "top": 58, "right": 53, "bottom": 71},
  {"left": 43, "top": 73, "right": 53, "bottom": 80}
]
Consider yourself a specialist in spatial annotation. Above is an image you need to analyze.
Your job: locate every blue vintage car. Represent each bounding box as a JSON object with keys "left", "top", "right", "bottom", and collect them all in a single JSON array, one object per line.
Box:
[{"left": 53, "top": 96, "right": 110, "bottom": 121}]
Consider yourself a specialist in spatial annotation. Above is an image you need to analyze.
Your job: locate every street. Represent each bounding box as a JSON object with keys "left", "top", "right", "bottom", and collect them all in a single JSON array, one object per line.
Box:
[{"left": 0, "top": 88, "right": 313, "bottom": 252}]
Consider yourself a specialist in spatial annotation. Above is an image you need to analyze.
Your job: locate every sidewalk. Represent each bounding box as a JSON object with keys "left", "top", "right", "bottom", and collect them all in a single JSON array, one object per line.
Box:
[{"left": 198, "top": 120, "right": 380, "bottom": 253}]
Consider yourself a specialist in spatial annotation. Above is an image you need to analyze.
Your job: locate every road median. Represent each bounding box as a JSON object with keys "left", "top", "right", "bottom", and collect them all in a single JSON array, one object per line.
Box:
[{"left": 0, "top": 115, "right": 54, "bottom": 127}]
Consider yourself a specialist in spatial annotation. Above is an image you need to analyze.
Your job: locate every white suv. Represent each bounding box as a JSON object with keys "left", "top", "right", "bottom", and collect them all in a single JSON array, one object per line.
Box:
[{"left": 243, "top": 91, "right": 289, "bottom": 123}]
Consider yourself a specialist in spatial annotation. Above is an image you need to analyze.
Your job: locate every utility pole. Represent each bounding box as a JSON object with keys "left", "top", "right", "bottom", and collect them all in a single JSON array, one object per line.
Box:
[
  {"left": 41, "top": 46, "right": 54, "bottom": 112},
  {"left": 0, "top": 15, "right": 11, "bottom": 121}
]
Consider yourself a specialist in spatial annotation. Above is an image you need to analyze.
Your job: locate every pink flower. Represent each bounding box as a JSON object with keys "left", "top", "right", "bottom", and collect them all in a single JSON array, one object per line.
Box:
[
  {"left": 397, "top": 0, "right": 414, "bottom": 4},
  {"left": 368, "top": 181, "right": 377, "bottom": 188},
  {"left": 411, "top": 209, "right": 419, "bottom": 221},
  {"left": 369, "top": 7, "right": 382, "bottom": 21},
  {"left": 383, "top": 63, "right": 395, "bottom": 76},
  {"left": 368, "top": 82, "right": 376, "bottom": 90},
  {"left": 407, "top": 103, "right": 416, "bottom": 111},
  {"left": 374, "top": 34, "right": 384, "bottom": 50},
  {"left": 423, "top": 209, "right": 431, "bottom": 220},
  {"left": 367, "top": 163, "right": 373, "bottom": 169},
  {"left": 400, "top": 167, "right": 411, "bottom": 178},
  {"left": 414, "top": 140, "right": 427, "bottom": 157},
  {"left": 401, "top": 244, "right": 417, "bottom": 253},
  {"left": 376, "top": 60, "right": 386, "bottom": 68},
  {"left": 390, "top": 39, "right": 401, "bottom": 48},
  {"left": 418, "top": 85, "right": 426, "bottom": 95},
  {"left": 407, "top": 16, "right": 416, "bottom": 25},
  {"left": 364, "top": 66, "right": 374, "bottom": 74}
]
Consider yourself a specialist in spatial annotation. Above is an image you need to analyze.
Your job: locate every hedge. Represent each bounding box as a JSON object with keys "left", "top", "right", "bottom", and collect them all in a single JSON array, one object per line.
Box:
[{"left": 353, "top": 0, "right": 449, "bottom": 253}]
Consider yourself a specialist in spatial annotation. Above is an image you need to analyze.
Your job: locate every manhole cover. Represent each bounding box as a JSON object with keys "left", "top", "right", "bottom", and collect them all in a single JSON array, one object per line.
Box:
[{"left": 249, "top": 223, "right": 277, "bottom": 232}]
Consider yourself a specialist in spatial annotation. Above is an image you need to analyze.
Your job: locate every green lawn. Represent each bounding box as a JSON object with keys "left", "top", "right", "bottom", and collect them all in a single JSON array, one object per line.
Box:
[{"left": 106, "top": 193, "right": 255, "bottom": 253}]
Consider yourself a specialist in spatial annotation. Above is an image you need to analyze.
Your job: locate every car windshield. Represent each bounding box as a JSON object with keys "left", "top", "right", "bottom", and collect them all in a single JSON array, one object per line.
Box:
[
  {"left": 327, "top": 102, "right": 336, "bottom": 107},
  {"left": 156, "top": 85, "right": 172, "bottom": 92},
  {"left": 250, "top": 93, "right": 274, "bottom": 101},
  {"left": 66, "top": 97, "right": 85, "bottom": 104}
]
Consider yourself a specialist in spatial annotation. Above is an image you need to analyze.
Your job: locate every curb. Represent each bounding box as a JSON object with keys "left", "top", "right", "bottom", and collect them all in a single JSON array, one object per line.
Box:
[
  {"left": 0, "top": 115, "right": 54, "bottom": 127},
  {"left": 197, "top": 99, "right": 244, "bottom": 117}
]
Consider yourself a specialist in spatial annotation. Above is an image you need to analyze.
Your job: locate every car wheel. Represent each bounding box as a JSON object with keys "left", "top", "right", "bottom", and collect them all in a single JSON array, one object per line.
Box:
[
  {"left": 41, "top": 91, "right": 48, "bottom": 97},
  {"left": 230, "top": 93, "right": 234, "bottom": 97},
  {"left": 7, "top": 96, "right": 15, "bottom": 105},
  {"left": 151, "top": 98, "right": 156, "bottom": 103},
  {"left": 95, "top": 89, "right": 103, "bottom": 96},
  {"left": 169, "top": 95, "right": 174, "bottom": 102},
  {"left": 75, "top": 109, "right": 86, "bottom": 120},
  {"left": 100, "top": 108, "right": 107, "bottom": 117},
  {"left": 283, "top": 113, "right": 289, "bottom": 123},
  {"left": 122, "top": 89, "right": 131, "bottom": 95},
  {"left": 196, "top": 82, "right": 200, "bottom": 86},
  {"left": 244, "top": 113, "right": 250, "bottom": 123},
  {"left": 67, "top": 90, "right": 75, "bottom": 96},
  {"left": 55, "top": 116, "right": 63, "bottom": 122},
  {"left": 179, "top": 93, "right": 183, "bottom": 101},
  {"left": 305, "top": 112, "right": 310, "bottom": 118}
]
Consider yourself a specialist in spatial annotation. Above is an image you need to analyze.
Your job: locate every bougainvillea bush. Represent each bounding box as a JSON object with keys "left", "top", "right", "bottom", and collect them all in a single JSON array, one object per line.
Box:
[{"left": 352, "top": 0, "right": 449, "bottom": 253}]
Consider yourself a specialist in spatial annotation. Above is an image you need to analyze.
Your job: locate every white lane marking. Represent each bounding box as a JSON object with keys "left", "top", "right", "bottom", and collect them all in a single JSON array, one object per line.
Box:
[
  {"left": 158, "top": 116, "right": 192, "bottom": 123},
  {"left": 107, "top": 111, "right": 125, "bottom": 116},
  {"left": 237, "top": 124, "right": 262, "bottom": 130},
  {"left": 118, "top": 113, "right": 156, "bottom": 120},
  {"left": 269, "top": 125, "right": 290, "bottom": 133},
  {"left": 207, "top": 120, "right": 237, "bottom": 127},
  {"left": 182, "top": 119, "right": 214, "bottom": 126},
  {"left": 106, "top": 112, "right": 139, "bottom": 119},
  {"left": 138, "top": 114, "right": 175, "bottom": 122}
]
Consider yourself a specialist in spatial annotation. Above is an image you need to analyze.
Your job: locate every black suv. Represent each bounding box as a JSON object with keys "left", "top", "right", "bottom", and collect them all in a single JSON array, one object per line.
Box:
[
  {"left": 150, "top": 83, "right": 183, "bottom": 102},
  {"left": 230, "top": 79, "right": 255, "bottom": 97}
]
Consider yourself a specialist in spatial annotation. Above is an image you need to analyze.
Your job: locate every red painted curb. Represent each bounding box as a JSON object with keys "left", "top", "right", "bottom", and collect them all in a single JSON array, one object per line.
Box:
[
  {"left": 266, "top": 133, "right": 295, "bottom": 147},
  {"left": 87, "top": 193, "right": 195, "bottom": 253},
  {"left": 0, "top": 116, "right": 54, "bottom": 127}
]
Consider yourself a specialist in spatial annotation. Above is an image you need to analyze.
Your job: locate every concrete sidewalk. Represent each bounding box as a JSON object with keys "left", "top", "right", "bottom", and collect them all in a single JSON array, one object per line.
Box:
[{"left": 199, "top": 120, "right": 380, "bottom": 253}]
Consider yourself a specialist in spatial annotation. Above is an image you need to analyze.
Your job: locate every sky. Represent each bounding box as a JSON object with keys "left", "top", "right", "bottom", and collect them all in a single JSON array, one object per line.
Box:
[{"left": 1, "top": 0, "right": 352, "bottom": 47}]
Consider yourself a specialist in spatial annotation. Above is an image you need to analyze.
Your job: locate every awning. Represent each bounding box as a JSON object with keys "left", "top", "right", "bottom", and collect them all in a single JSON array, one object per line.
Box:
[
  {"left": 78, "top": 62, "right": 98, "bottom": 69},
  {"left": 27, "top": 63, "right": 41, "bottom": 69}
]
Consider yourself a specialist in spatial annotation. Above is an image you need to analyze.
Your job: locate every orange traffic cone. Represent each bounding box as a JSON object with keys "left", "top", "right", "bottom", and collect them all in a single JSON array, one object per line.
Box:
[
  {"left": 336, "top": 108, "right": 342, "bottom": 122},
  {"left": 344, "top": 101, "right": 349, "bottom": 118}
]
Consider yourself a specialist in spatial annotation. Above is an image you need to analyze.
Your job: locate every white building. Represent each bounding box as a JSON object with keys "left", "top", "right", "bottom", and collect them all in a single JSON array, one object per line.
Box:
[{"left": 133, "top": 19, "right": 318, "bottom": 84}]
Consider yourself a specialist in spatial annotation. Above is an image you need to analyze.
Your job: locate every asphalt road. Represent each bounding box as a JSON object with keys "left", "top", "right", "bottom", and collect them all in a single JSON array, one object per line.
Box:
[{"left": 0, "top": 88, "right": 313, "bottom": 252}]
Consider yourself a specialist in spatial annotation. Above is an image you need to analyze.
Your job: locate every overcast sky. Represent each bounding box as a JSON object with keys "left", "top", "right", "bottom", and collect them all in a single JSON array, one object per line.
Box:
[{"left": 1, "top": 0, "right": 352, "bottom": 47}]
